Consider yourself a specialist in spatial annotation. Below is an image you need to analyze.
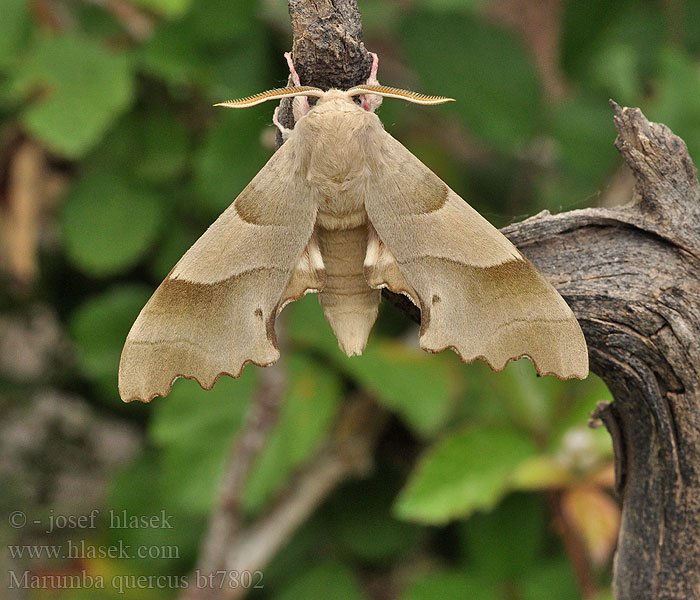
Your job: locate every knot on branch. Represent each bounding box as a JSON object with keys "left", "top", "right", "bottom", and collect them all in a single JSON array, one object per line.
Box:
[{"left": 611, "top": 101, "right": 700, "bottom": 253}]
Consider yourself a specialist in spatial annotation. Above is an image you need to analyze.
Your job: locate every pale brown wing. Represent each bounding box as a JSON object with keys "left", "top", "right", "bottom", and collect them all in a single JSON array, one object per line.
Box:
[
  {"left": 119, "top": 140, "right": 323, "bottom": 402},
  {"left": 363, "top": 132, "right": 588, "bottom": 379}
]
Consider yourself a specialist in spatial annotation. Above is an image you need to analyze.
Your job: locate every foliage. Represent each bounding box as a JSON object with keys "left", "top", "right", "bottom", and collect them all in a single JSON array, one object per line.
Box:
[{"left": 5, "top": 0, "right": 698, "bottom": 598}]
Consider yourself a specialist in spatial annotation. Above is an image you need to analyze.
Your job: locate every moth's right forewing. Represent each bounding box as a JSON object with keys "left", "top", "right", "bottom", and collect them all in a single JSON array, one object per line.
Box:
[
  {"left": 363, "top": 131, "right": 588, "bottom": 379},
  {"left": 119, "top": 139, "right": 319, "bottom": 402}
]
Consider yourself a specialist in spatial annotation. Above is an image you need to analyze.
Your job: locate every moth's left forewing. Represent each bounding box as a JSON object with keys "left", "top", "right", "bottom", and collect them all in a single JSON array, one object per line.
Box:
[
  {"left": 119, "top": 140, "right": 322, "bottom": 402},
  {"left": 363, "top": 131, "right": 588, "bottom": 379}
]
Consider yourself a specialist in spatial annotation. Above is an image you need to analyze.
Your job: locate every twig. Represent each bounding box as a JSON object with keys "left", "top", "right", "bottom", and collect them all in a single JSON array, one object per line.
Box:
[
  {"left": 550, "top": 491, "right": 598, "bottom": 599},
  {"left": 29, "top": 0, "right": 74, "bottom": 31},
  {"left": 179, "top": 392, "right": 388, "bottom": 600},
  {"left": 82, "top": 0, "right": 154, "bottom": 41},
  {"left": 589, "top": 401, "right": 626, "bottom": 496},
  {"left": 276, "top": 0, "right": 371, "bottom": 141},
  {"left": 220, "top": 394, "right": 387, "bottom": 600},
  {"left": 179, "top": 357, "right": 287, "bottom": 600},
  {"left": 0, "top": 140, "right": 47, "bottom": 286}
]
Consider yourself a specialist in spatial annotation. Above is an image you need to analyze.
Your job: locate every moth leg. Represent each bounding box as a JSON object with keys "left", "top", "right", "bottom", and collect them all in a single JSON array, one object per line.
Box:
[
  {"left": 367, "top": 51, "right": 380, "bottom": 85},
  {"left": 273, "top": 106, "right": 293, "bottom": 141},
  {"left": 284, "top": 51, "right": 302, "bottom": 86},
  {"left": 284, "top": 51, "right": 310, "bottom": 121},
  {"left": 361, "top": 52, "right": 383, "bottom": 112}
]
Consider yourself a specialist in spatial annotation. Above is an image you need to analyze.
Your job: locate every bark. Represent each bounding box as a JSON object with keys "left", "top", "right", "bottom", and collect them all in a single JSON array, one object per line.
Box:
[
  {"left": 288, "top": 0, "right": 371, "bottom": 90},
  {"left": 276, "top": 0, "right": 372, "bottom": 138},
  {"left": 287, "top": 2, "right": 700, "bottom": 598},
  {"left": 502, "top": 103, "right": 700, "bottom": 599}
]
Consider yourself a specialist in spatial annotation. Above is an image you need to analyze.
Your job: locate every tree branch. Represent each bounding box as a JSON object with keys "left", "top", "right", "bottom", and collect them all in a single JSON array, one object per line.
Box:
[
  {"left": 276, "top": 0, "right": 372, "bottom": 138},
  {"left": 195, "top": 360, "right": 287, "bottom": 574},
  {"left": 502, "top": 102, "right": 700, "bottom": 599},
  {"left": 178, "top": 360, "right": 287, "bottom": 600},
  {"left": 220, "top": 394, "right": 387, "bottom": 600}
]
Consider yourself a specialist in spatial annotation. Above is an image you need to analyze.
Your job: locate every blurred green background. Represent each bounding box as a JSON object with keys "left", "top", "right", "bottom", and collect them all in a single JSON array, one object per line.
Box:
[{"left": 6, "top": 0, "right": 700, "bottom": 597}]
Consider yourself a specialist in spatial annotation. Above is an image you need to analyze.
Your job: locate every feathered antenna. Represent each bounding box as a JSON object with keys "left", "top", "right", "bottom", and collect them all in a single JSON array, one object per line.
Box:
[
  {"left": 347, "top": 85, "right": 454, "bottom": 105},
  {"left": 215, "top": 86, "right": 325, "bottom": 109}
]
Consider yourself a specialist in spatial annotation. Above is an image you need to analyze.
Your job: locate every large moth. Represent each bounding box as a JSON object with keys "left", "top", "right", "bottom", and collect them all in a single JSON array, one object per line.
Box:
[{"left": 119, "top": 54, "right": 588, "bottom": 402}]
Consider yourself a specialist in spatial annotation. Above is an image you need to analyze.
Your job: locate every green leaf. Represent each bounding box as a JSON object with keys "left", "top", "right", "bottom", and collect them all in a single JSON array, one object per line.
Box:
[
  {"left": 344, "top": 341, "right": 457, "bottom": 437},
  {"left": 202, "top": 34, "right": 269, "bottom": 103},
  {"left": 548, "top": 374, "right": 614, "bottom": 452},
  {"left": 400, "top": 571, "right": 498, "bottom": 600},
  {"left": 401, "top": 12, "right": 542, "bottom": 151},
  {"left": 286, "top": 293, "right": 342, "bottom": 352},
  {"left": 274, "top": 561, "right": 368, "bottom": 600},
  {"left": 650, "top": 48, "right": 700, "bottom": 164},
  {"left": 460, "top": 493, "right": 546, "bottom": 583},
  {"left": 89, "top": 109, "right": 190, "bottom": 185},
  {"left": 288, "top": 295, "right": 457, "bottom": 437},
  {"left": 0, "top": 0, "right": 30, "bottom": 67},
  {"left": 127, "top": 110, "right": 190, "bottom": 184},
  {"left": 138, "top": 11, "right": 266, "bottom": 93},
  {"left": 562, "top": 0, "right": 660, "bottom": 84},
  {"left": 139, "top": 19, "right": 203, "bottom": 84},
  {"left": 131, "top": 0, "right": 192, "bottom": 17},
  {"left": 70, "top": 285, "right": 151, "bottom": 397},
  {"left": 560, "top": 0, "right": 633, "bottom": 77},
  {"left": 682, "top": 1, "right": 700, "bottom": 54},
  {"left": 189, "top": 0, "right": 260, "bottom": 44},
  {"left": 73, "top": 3, "right": 125, "bottom": 40},
  {"left": 546, "top": 92, "right": 618, "bottom": 205},
  {"left": 61, "top": 170, "right": 164, "bottom": 276},
  {"left": 242, "top": 354, "right": 342, "bottom": 513},
  {"left": 459, "top": 360, "right": 558, "bottom": 438},
  {"left": 588, "top": 42, "right": 642, "bottom": 104},
  {"left": 10, "top": 34, "right": 134, "bottom": 158},
  {"left": 395, "top": 424, "right": 537, "bottom": 524},
  {"left": 150, "top": 370, "right": 257, "bottom": 513},
  {"left": 108, "top": 453, "right": 205, "bottom": 572},
  {"left": 509, "top": 455, "right": 572, "bottom": 491},
  {"left": 519, "top": 557, "right": 579, "bottom": 600},
  {"left": 193, "top": 108, "right": 270, "bottom": 216},
  {"left": 329, "top": 469, "right": 423, "bottom": 564}
]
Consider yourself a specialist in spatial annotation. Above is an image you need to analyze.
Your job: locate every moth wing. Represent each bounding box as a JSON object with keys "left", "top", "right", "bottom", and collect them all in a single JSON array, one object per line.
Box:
[
  {"left": 363, "top": 132, "right": 588, "bottom": 379},
  {"left": 119, "top": 140, "right": 323, "bottom": 402}
]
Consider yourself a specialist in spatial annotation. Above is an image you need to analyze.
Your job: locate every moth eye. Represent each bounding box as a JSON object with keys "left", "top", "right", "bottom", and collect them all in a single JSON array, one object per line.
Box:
[{"left": 254, "top": 308, "right": 263, "bottom": 318}]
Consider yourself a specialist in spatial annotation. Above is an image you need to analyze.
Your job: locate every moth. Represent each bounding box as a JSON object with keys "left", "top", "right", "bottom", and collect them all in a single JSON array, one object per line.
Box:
[{"left": 119, "top": 53, "right": 588, "bottom": 402}]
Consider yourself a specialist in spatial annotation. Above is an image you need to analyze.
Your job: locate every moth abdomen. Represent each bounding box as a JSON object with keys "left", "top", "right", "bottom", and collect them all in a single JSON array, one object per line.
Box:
[{"left": 316, "top": 225, "right": 380, "bottom": 356}]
